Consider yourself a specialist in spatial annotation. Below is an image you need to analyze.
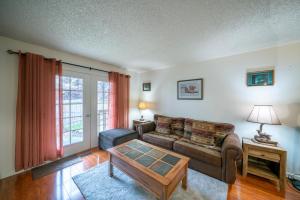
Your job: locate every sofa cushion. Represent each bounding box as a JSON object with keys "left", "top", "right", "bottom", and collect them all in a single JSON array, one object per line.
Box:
[
  {"left": 179, "top": 138, "right": 221, "bottom": 151},
  {"left": 150, "top": 131, "right": 181, "bottom": 140},
  {"left": 142, "top": 131, "right": 178, "bottom": 150},
  {"left": 171, "top": 118, "right": 185, "bottom": 136},
  {"left": 173, "top": 138, "right": 222, "bottom": 167},
  {"left": 155, "top": 116, "right": 172, "bottom": 134},
  {"left": 191, "top": 120, "right": 216, "bottom": 146}
]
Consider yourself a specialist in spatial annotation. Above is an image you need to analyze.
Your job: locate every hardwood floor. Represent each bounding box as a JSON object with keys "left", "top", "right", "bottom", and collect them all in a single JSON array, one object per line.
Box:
[
  {"left": 0, "top": 149, "right": 299, "bottom": 200},
  {"left": 227, "top": 173, "right": 300, "bottom": 200}
]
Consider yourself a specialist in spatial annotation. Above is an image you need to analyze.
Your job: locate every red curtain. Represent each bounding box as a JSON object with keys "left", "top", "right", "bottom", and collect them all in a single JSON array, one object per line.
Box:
[
  {"left": 108, "top": 72, "right": 130, "bottom": 129},
  {"left": 15, "top": 52, "right": 63, "bottom": 171}
]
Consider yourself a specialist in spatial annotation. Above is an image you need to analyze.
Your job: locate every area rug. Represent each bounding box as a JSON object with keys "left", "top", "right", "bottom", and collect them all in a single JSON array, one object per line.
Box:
[{"left": 72, "top": 162, "right": 228, "bottom": 200}]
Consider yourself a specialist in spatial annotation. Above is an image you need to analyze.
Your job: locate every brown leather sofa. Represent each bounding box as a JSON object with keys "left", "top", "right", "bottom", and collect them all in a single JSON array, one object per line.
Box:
[{"left": 137, "top": 114, "right": 242, "bottom": 184}]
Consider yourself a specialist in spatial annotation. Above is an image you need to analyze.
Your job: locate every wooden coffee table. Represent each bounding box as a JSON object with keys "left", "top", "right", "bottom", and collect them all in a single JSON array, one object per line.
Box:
[{"left": 107, "top": 139, "right": 190, "bottom": 200}]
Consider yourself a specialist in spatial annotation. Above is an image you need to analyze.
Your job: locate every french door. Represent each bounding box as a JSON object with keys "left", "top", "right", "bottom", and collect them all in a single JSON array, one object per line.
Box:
[
  {"left": 59, "top": 69, "right": 109, "bottom": 156},
  {"left": 59, "top": 71, "right": 91, "bottom": 156}
]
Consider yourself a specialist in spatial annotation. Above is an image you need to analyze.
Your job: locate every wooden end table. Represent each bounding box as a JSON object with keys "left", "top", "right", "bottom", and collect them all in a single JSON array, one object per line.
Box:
[
  {"left": 242, "top": 138, "right": 287, "bottom": 191},
  {"left": 132, "top": 119, "right": 151, "bottom": 131}
]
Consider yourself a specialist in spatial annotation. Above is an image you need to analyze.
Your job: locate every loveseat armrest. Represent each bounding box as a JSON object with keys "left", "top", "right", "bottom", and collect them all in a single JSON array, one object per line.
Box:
[
  {"left": 221, "top": 133, "right": 242, "bottom": 184},
  {"left": 137, "top": 122, "right": 156, "bottom": 137}
]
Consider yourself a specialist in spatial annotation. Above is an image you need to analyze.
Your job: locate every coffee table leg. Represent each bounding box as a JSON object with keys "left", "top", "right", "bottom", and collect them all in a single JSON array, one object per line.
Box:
[
  {"left": 160, "top": 186, "right": 167, "bottom": 200},
  {"left": 182, "top": 165, "right": 188, "bottom": 190},
  {"left": 108, "top": 153, "right": 113, "bottom": 177}
]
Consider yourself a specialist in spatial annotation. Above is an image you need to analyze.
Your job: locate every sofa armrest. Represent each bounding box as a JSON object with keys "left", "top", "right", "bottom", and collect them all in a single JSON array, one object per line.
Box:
[
  {"left": 137, "top": 122, "right": 156, "bottom": 137},
  {"left": 221, "top": 133, "right": 242, "bottom": 184}
]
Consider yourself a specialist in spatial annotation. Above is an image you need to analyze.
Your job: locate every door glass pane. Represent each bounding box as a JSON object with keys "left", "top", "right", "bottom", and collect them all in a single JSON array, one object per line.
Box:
[
  {"left": 57, "top": 76, "right": 84, "bottom": 146},
  {"left": 71, "top": 117, "right": 83, "bottom": 131},
  {"left": 63, "top": 118, "right": 70, "bottom": 133},
  {"left": 63, "top": 104, "right": 70, "bottom": 118},
  {"left": 71, "top": 129, "right": 83, "bottom": 144},
  {"left": 71, "top": 77, "right": 83, "bottom": 90},
  {"left": 97, "top": 81, "right": 109, "bottom": 133},
  {"left": 62, "top": 77, "right": 70, "bottom": 90},
  {"left": 71, "top": 91, "right": 83, "bottom": 104},
  {"left": 63, "top": 91, "right": 70, "bottom": 104},
  {"left": 70, "top": 104, "right": 83, "bottom": 118},
  {"left": 63, "top": 132, "right": 70, "bottom": 146}
]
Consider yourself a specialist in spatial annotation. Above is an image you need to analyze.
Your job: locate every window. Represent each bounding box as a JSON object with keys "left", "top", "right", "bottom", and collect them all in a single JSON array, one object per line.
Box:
[
  {"left": 56, "top": 76, "right": 84, "bottom": 146},
  {"left": 97, "top": 81, "right": 109, "bottom": 133}
]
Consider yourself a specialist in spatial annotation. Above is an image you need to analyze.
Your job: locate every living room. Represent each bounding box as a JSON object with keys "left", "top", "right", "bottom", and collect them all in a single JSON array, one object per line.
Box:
[{"left": 0, "top": 1, "right": 300, "bottom": 200}]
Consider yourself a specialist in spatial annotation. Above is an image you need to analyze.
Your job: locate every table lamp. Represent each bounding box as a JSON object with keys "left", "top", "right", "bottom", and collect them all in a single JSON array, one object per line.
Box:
[
  {"left": 138, "top": 102, "right": 147, "bottom": 121},
  {"left": 247, "top": 105, "right": 281, "bottom": 146}
]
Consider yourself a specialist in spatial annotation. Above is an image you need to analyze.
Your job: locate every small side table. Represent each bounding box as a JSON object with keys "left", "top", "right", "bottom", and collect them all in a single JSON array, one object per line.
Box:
[
  {"left": 242, "top": 138, "right": 287, "bottom": 191},
  {"left": 132, "top": 119, "right": 151, "bottom": 131}
]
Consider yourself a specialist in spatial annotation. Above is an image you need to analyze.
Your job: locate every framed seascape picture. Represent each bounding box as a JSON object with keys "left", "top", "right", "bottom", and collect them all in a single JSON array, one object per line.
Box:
[
  {"left": 177, "top": 79, "right": 203, "bottom": 100},
  {"left": 143, "top": 82, "right": 151, "bottom": 91},
  {"left": 247, "top": 70, "right": 274, "bottom": 86}
]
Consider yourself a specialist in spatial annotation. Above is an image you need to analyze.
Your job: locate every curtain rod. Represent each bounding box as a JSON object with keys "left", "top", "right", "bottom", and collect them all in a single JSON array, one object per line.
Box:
[{"left": 7, "top": 50, "right": 109, "bottom": 73}]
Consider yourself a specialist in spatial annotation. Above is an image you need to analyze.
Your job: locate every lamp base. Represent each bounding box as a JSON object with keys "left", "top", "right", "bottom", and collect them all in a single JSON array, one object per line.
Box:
[
  {"left": 252, "top": 135, "right": 278, "bottom": 146},
  {"left": 251, "top": 124, "right": 278, "bottom": 146},
  {"left": 139, "top": 115, "right": 145, "bottom": 121}
]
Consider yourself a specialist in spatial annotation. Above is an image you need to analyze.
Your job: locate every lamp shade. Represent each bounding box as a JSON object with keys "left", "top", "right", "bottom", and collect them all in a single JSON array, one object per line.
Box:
[
  {"left": 247, "top": 105, "right": 281, "bottom": 125},
  {"left": 138, "top": 102, "right": 147, "bottom": 110}
]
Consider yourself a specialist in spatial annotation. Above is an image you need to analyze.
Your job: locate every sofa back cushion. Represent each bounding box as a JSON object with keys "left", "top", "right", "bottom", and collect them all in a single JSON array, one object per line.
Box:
[
  {"left": 154, "top": 114, "right": 167, "bottom": 124},
  {"left": 153, "top": 114, "right": 235, "bottom": 146},
  {"left": 155, "top": 116, "right": 172, "bottom": 134},
  {"left": 191, "top": 120, "right": 216, "bottom": 146},
  {"left": 190, "top": 120, "right": 235, "bottom": 147},
  {"left": 154, "top": 114, "right": 185, "bottom": 136},
  {"left": 183, "top": 118, "right": 193, "bottom": 139},
  {"left": 171, "top": 118, "right": 185, "bottom": 136}
]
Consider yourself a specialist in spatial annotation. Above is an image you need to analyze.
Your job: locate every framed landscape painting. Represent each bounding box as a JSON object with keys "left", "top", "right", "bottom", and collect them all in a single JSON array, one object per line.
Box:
[
  {"left": 247, "top": 70, "right": 274, "bottom": 86},
  {"left": 177, "top": 79, "right": 203, "bottom": 100}
]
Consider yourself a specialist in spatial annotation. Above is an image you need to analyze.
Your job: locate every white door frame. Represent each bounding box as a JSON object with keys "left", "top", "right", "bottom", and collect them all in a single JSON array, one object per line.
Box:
[{"left": 90, "top": 72, "right": 109, "bottom": 148}]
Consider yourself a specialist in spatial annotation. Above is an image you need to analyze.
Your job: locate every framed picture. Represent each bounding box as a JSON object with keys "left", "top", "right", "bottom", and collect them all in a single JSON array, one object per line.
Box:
[
  {"left": 177, "top": 79, "right": 203, "bottom": 100},
  {"left": 247, "top": 70, "right": 274, "bottom": 86},
  {"left": 143, "top": 82, "right": 151, "bottom": 91}
]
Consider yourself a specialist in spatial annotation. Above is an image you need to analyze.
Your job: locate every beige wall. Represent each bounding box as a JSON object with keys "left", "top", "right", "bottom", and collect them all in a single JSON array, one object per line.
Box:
[
  {"left": 140, "top": 43, "right": 300, "bottom": 174},
  {"left": 0, "top": 36, "right": 139, "bottom": 179}
]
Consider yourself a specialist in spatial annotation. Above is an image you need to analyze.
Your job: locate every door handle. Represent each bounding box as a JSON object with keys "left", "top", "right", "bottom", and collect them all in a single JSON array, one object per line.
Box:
[{"left": 85, "top": 114, "right": 91, "bottom": 118}]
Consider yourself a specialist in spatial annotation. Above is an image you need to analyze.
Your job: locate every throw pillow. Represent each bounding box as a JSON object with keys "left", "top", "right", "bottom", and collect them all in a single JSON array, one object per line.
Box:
[
  {"left": 171, "top": 118, "right": 185, "bottom": 137},
  {"left": 154, "top": 114, "right": 166, "bottom": 125},
  {"left": 214, "top": 123, "right": 234, "bottom": 146},
  {"left": 190, "top": 120, "right": 216, "bottom": 146},
  {"left": 214, "top": 132, "right": 229, "bottom": 147},
  {"left": 156, "top": 117, "right": 172, "bottom": 134}
]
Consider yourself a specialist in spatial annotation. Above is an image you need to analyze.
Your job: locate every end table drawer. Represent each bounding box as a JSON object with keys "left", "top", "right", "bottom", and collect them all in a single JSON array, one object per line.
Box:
[{"left": 248, "top": 149, "right": 280, "bottom": 162}]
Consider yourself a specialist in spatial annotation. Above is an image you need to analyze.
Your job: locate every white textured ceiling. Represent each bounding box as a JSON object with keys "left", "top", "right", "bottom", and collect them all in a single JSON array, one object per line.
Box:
[{"left": 0, "top": 0, "right": 300, "bottom": 71}]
